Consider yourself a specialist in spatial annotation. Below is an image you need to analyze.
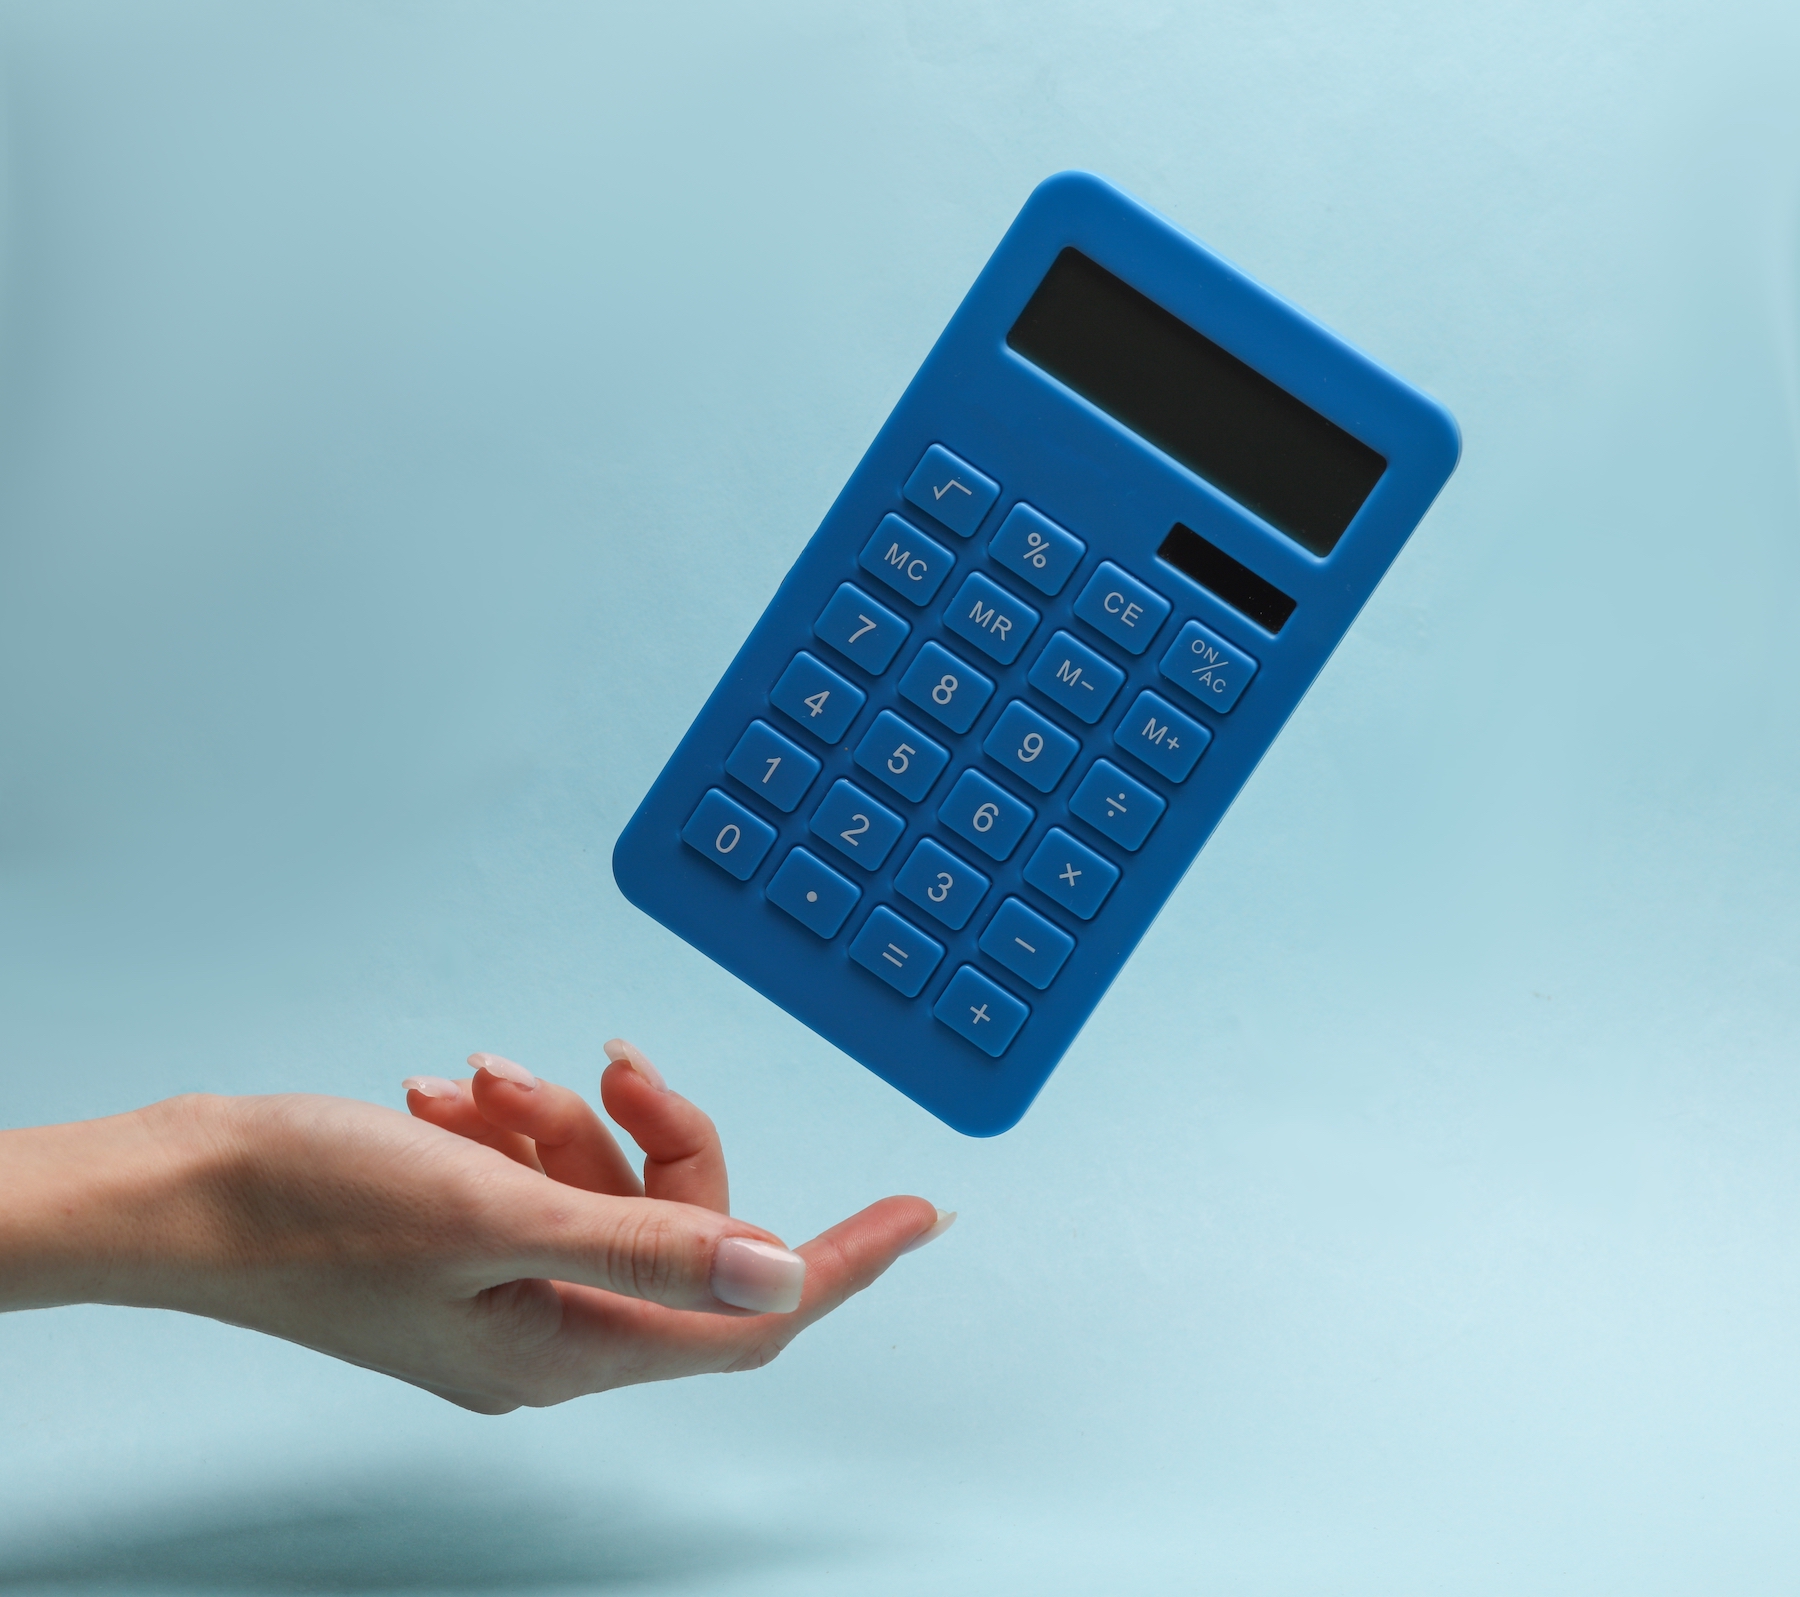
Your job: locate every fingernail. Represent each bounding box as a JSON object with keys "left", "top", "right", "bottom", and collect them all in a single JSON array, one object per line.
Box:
[
  {"left": 899, "top": 1209, "right": 957, "bottom": 1254},
  {"left": 468, "top": 1052, "right": 537, "bottom": 1090},
  {"left": 711, "top": 1237, "right": 806, "bottom": 1314},
  {"left": 604, "top": 1037, "right": 667, "bottom": 1093},
  {"left": 402, "top": 1075, "right": 461, "bottom": 1100}
]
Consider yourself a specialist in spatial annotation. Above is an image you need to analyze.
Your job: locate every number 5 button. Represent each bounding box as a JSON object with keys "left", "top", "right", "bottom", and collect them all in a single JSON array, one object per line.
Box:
[
  {"left": 1022, "top": 827, "right": 1119, "bottom": 920},
  {"left": 894, "top": 837, "right": 990, "bottom": 931},
  {"left": 852, "top": 710, "right": 949, "bottom": 803},
  {"left": 808, "top": 779, "right": 905, "bottom": 871}
]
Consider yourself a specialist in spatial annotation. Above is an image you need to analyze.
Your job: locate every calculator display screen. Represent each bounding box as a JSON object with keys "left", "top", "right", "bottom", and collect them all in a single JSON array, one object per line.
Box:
[{"left": 1006, "top": 248, "right": 1386, "bottom": 556}]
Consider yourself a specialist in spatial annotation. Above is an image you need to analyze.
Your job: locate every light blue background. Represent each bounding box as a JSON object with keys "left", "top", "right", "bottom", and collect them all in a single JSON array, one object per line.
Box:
[{"left": 3, "top": 2, "right": 1799, "bottom": 1591}]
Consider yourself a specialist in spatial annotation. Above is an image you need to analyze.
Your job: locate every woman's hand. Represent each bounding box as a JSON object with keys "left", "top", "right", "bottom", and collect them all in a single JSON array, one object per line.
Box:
[{"left": 0, "top": 1045, "right": 950, "bottom": 1413}]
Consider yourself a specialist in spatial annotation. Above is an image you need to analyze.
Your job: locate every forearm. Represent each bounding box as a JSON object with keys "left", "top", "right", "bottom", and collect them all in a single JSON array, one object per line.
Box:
[{"left": 0, "top": 1095, "right": 234, "bottom": 1312}]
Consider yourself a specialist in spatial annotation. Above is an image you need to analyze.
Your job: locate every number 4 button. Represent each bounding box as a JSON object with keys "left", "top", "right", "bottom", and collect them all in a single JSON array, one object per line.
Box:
[{"left": 770, "top": 651, "right": 867, "bottom": 745}]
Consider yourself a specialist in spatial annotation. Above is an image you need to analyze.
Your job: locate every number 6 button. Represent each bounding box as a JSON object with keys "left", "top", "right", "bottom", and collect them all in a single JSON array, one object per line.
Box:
[
  {"left": 937, "top": 769, "right": 1034, "bottom": 863},
  {"left": 852, "top": 710, "right": 949, "bottom": 803},
  {"left": 898, "top": 641, "right": 994, "bottom": 735},
  {"left": 894, "top": 837, "right": 990, "bottom": 931},
  {"left": 808, "top": 779, "right": 905, "bottom": 871}
]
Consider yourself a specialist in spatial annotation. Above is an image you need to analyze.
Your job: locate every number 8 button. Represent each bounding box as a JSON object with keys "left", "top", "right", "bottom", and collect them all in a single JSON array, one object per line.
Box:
[{"left": 898, "top": 641, "right": 994, "bottom": 735}]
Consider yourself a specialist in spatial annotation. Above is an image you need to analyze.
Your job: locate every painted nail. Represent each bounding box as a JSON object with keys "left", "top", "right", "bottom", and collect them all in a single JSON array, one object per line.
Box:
[
  {"left": 899, "top": 1209, "right": 957, "bottom": 1254},
  {"left": 468, "top": 1052, "right": 537, "bottom": 1090},
  {"left": 402, "top": 1075, "right": 461, "bottom": 1100},
  {"left": 603, "top": 1037, "right": 667, "bottom": 1093},
  {"left": 711, "top": 1237, "right": 806, "bottom": 1314}
]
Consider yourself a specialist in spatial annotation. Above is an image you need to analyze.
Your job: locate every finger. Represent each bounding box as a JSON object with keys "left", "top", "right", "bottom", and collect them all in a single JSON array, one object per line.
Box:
[
  {"left": 403, "top": 1077, "right": 543, "bottom": 1173},
  {"left": 598, "top": 1041, "right": 728, "bottom": 1212},
  {"left": 540, "top": 1195, "right": 948, "bottom": 1388},
  {"left": 467, "top": 1055, "right": 643, "bottom": 1197}
]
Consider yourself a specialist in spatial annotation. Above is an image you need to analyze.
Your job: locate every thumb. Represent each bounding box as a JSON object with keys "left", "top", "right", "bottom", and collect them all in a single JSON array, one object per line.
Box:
[{"left": 484, "top": 1183, "right": 806, "bottom": 1315}]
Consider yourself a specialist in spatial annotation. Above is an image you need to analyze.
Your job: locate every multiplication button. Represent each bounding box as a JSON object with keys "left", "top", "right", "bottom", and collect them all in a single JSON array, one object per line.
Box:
[
  {"left": 978, "top": 898, "right": 1074, "bottom": 991},
  {"left": 1021, "top": 827, "right": 1119, "bottom": 920},
  {"left": 1158, "top": 620, "right": 1258, "bottom": 713},
  {"left": 1113, "top": 690, "right": 1210, "bottom": 782},
  {"left": 813, "top": 583, "right": 910, "bottom": 675},
  {"left": 902, "top": 444, "right": 1000, "bottom": 538},
  {"left": 988, "top": 503, "right": 1085, "bottom": 597},
  {"left": 770, "top": 651, "right": 866, "bottom": 744},
  {"left": 724, "top": 720, "right": 820, "bottom": 813},
  {"left": 858, "top": 515, "right": 956, "bottom": 606},
  {"left": 1068, "top": 759, "right": 1166, "bottom": 852},
  {"left": 1026, "top": 631, "right": 1125, "bottom": 725},
  {"left": 765, "top": 848, "right": 860, "bottom": 938},
  {"left": 681, "top": 789, "right": 777, "bottom": 882},
  {"left": 852, "top": 710, "right": 949, "bottom": 803},
  {"left": 849, "top": 906, "right": 944, "bottom": 998},
  {"left": 932, "top": 966, "right": 1029, "bottom": 1058}
]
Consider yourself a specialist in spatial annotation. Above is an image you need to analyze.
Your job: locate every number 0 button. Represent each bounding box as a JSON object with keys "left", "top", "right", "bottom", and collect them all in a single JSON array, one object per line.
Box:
[
  {"left": 898, "top": 641, "right": 994, "bottom": 735},
  {"left": 681, "top": 789, "right": 776, "bottom": 882},
  {"left": 894, "top": 837, "right": 990, "bottom": 932},
  {"left": 770, "top": 651, "right": 866, "bottom": 744},
  {"left": 808, "top": 779, "right": 904, "bottom": 871}
]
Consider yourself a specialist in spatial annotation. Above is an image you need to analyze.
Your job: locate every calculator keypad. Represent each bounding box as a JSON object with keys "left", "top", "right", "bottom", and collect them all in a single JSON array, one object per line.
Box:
[{"left": 689, "top": 439, "right": 1265, "bottom": 1061}]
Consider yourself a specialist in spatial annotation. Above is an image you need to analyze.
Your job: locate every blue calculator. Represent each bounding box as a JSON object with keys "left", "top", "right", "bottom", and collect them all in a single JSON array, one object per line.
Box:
[{"left": 614, "top": 172, "right": 1459, "bottom": 1135}]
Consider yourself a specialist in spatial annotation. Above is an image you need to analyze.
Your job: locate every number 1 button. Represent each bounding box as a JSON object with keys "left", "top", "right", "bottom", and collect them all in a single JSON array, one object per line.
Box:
[
  {"left": 808, "top": 779, "right": 905, "bottom": 871},
  {"left": 724, "top": 720, "right": 820, "bottom": 813}
]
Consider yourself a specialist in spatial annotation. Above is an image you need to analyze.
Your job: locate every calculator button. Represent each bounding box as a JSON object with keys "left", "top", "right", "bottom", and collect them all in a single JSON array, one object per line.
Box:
[
  {"left": 813, "top": 583, "right": 911, "bottom": 675},
  {"left": 981, "top": 700, "right": 1079, "bottom": 793},
  {"left": 770, "top": 651, "right": 867, "bottom": 744},
  {"left": 858, "top": 514, "right": 956, "bottom": 606},
  {"left": 987, "top": 503, "right": 1085, "bottom": 597},
  {"left": 852, "top": 710, "right": 949, "bottom": 803},
  {"left": 680, "top": 789, "right": 777, "bottom": 882},
  {"left": 1158, "top": 619, "right": 1259, "bottom": 713},
  {"left": 1113, "top": 690, "right": 1211, "bottom": 782},
  {"left": 893, "top": 837, "right": 990, "bottom": 932},
  {"left": 941, "top": 572, "right": 1040, "bottom": 666},
  {"left": 1071, "top": 562, "right": 1172, "bottom": 656},
  {"left": 1025, "top": 630, "right": 1126, "bottom": 725},
  {"left": 902, "top": 444, "right": 1000, "bottom": 538},
  {"left": 725, "top": 720, "right": 821, "bottom": 814},
  {"left": 978, "top": 897, "right": 1075, "bottom": 991},
  {"left": 808, "top": 779, "right": 905, "bottom": 871},
  {"left": 1021, "top": 827, "right": 1119, "bottom": 920},
  {"left": 897, "top": 641, "right": 995, "bottom": 735},
  {"left": 932, "top": 966, "right": 1029, "bottom": 1058},
  {"left": 1068, "top": 759, "right": 1166, "bottom": 852},
  {"left": 849, "top": 906, "right": 944, "bottom": 998},
  {"left": 937, "top": 769, "right": 1035, "bottom": 862},
  {"left": 765, "top": 847, "right": 861, "bottom": 938}
]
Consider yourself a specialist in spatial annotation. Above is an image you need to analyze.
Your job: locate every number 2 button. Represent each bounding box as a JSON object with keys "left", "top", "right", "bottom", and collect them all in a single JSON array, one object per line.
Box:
[
  {"left": 898, "top": 641, "right": 994, "bottom": 735},
  {"left": 808, "top": 780, "right": 904, "bottom": 871}
]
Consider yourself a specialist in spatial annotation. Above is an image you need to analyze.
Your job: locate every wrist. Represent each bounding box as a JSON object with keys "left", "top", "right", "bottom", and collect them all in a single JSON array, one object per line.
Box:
[{"left": 0, "top": 1094, "right": 238, "bottom": 1313}]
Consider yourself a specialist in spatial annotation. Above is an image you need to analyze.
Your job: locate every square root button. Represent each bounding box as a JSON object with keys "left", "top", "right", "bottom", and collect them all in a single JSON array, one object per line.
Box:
[
  {"left": 849, "top": 906, "right": 944, "bottom": 999},
  {"left": 1158, "top": 620, "right": 1258, "bottom": 713},
  {"left": 933, "top": 966, "right": 1029, "bottom": 1058},
  {"left": 903, "top": 444, "right": 1000, "bottom": 538}
]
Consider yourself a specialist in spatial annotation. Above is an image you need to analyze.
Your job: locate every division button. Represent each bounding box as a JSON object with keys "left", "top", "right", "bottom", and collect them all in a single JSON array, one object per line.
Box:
[
  {"left": 1158, "top": 619, "right": 1259, "bottom": 713},
  {"left": 981, "top": 699, "right": 1079, "bottom": 794},
  {"left": 765, "top": 847, "right": 861, "bottom": 938},
  {"left": 941, "top": 571, "right": 1040, "bottom": 666},
  {"left": 852, "top": 710, "right": 949, "bottom": 803},
  {"left": 857, "top": 514, "right": 956, "bottom": 606},
  {"left": 769, "top": 651, "right": 867, "bottom": 744},
  {"left": 977, "top": 897, "right": 1075, "bottom": 991},
  {"left": 849, "top": 905, "right": 945, "bottom": 998},
  {"left": 987, "top": 503, "right": 1085, "bottom": 597},
  {"left": 1071, "top": 561, "right": 1172, "bottom": 656},
  {"left": 812, "top": 583, "right": 911, "bottom": 675},
  {"left": 1112, "top": 690, "right": 1211, "bottom": 783},
  {"left": 1025, "top": 629, "right": 1126, "bottom": 725},
  {"left": 1021, "top": 826, "right": 1120, "bottom": 921},
  {"left": 932, "top": 965, "right": 1030, "bottom": 1058},
  {"left": 897, "top": 640, "right": 995, "bottom": 735},
  {"left": 1068, "top": 758, "right": 1167, "bottom": 852},
  {"left": 936, "top": 768, "right": 1035, "bottom": 863},
  {"left": 724, "top": 720, "right": 821, "bottom": 813},
  {"left": 902, "top": 444, "right": 1000, "bottom": 538},
  {"left": 680, "top": 788, "right": 777, "bottom": 882},
  {"left": 808, "top": 779, "right": 906, "bottom": 871},
  {"left": 893, "top": 837, "right": 991, "bottom": 932}
]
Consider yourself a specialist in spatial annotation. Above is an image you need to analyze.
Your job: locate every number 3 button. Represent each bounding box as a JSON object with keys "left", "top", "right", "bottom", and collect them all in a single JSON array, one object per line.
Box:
[
  {"left": 894, "top": 837, "right": 990, "bottom": 931},
  {"left": 898, "top": 641, "right": 994, "bottom": 735},
  {"left": 808, "top": 779, "right": 905, "bottom": 871}
]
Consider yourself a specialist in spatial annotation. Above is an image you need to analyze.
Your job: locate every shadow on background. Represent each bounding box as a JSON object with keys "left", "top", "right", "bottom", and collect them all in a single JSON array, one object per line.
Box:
[{"left": 0, "top": 1465, "right": 851, "bottom": 1593}]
